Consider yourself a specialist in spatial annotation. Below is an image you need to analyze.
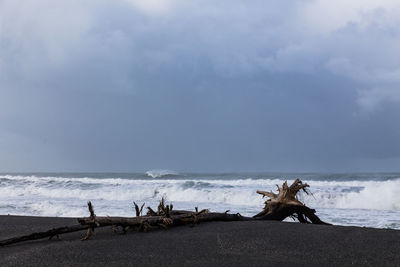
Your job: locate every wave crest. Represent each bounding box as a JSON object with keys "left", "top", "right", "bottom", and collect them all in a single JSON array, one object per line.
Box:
[{"left": 145, "top": 169, "right": 179, "bottom": 178}]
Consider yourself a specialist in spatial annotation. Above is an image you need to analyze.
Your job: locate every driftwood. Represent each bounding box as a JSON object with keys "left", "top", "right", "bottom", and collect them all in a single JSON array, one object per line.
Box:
[
  {"left": 254, "top": 179, "right": 330, "bottom": 225},
  {"left": 0, "top": 179, "right": 329, "bottom": 246},
  {"left": 0, "top": 224, "right": 88, "bottom": 246}
]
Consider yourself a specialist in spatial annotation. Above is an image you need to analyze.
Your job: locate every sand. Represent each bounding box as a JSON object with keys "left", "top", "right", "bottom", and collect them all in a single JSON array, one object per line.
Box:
[{"left": 0, "top": 215, "right": 399, "bottom": 266}]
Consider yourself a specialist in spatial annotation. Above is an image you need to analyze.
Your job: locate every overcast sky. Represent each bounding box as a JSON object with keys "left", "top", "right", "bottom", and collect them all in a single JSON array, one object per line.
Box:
[{"left": 0, "top": 0, "right": 400, "bottom": 172}]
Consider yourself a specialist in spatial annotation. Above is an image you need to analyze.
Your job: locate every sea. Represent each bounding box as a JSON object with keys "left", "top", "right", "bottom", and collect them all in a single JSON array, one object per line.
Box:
[{"left": 0, "top": 171, "right": 399, "bottom": 230}]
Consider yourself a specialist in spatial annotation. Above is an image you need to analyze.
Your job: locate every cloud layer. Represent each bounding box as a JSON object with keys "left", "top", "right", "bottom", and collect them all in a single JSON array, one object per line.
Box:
[{"left": 0, "top": 0, "right": 399, "bottom": 171}]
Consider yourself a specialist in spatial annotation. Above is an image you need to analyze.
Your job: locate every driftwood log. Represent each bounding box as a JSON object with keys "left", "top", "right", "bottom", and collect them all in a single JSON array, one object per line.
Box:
[
  {"left": 0, "top": 179, "right": 329, "bottom": 246},
  {"left": 0, "top": 224, "right": 88, "bottom": 247}
]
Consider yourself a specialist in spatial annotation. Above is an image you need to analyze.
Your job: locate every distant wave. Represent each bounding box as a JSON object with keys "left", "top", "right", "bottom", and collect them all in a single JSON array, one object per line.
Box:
[{"left": 145, "top": 169, "right": 179, "bottom": 178}]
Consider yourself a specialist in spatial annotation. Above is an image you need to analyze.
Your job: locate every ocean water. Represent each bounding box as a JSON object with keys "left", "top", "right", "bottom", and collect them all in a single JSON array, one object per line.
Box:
[{"left": 0, "top": 171, "right": 399, "bottom": 229}]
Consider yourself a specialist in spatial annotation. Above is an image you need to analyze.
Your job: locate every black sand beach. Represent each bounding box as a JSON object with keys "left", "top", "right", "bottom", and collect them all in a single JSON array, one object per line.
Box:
[{"left": 0, "top": 215, "right": 399, "bottom": 266}]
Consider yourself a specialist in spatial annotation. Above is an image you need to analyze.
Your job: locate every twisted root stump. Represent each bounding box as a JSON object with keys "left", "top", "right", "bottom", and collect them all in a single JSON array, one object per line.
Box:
[{"left": 254, "top": 179, "right": 329, "bottom": 225}]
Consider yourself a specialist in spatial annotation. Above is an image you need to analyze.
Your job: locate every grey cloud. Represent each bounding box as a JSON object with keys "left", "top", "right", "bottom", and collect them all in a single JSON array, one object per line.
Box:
[{"left": 0, "top": 0, "right": 399, "bottom": 172}]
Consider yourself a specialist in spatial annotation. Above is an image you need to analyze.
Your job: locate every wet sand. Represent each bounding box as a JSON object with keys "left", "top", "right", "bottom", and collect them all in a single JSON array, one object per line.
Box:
[{"left": 0, "top": 215, "right": 399, "bottom": 266}]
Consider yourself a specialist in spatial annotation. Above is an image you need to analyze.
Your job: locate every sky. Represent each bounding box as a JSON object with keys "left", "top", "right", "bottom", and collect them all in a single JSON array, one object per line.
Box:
[{"left": 0, "top": 0, "right": 400, "bottom": 172}]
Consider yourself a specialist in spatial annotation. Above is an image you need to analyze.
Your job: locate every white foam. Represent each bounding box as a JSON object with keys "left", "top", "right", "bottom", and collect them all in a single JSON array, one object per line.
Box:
[
  {"left": 299, "top": 179, "right": 400, "bottom": 210},
  {"left": 1, "top": 175, "right": 399, "bottom": 229}
]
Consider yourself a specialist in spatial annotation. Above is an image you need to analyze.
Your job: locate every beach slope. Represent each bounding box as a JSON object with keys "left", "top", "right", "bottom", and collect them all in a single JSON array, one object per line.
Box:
[{"left": 0, "top": 215, "right": 399, "bottom": 266}]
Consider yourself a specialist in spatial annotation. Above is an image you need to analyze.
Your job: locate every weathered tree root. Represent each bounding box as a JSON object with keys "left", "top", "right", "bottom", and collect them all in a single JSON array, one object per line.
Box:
[
  {"left": 254, "top": 179, "right": 330, "bottom": 225},
  {"left": 0, "top": 179, "right": 329, "bottom": 246}
]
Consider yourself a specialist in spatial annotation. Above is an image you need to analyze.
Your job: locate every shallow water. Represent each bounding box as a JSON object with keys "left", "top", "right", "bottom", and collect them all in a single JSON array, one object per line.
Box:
[{"left": 1, "top": 171, "right": 399, "bottom": 229}]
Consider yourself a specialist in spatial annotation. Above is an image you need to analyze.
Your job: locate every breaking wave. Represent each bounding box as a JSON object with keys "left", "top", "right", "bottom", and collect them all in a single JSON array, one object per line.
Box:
[
  {"left": 145, "top": 169, "right": 179, "bottom": 178},
  {"left": 0, "top": 173, "right": 399, "bottom": 229}
]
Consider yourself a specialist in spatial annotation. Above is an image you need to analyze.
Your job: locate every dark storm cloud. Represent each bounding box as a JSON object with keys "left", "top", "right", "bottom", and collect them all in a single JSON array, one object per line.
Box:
[{"left": 0, "top": 0, "right": 399, "bottom": 172}]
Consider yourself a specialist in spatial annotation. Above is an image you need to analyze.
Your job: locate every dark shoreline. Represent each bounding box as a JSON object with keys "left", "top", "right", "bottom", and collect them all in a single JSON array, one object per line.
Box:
[{"left": 0, "top": 215, "right": 399, "bottom": 266}]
